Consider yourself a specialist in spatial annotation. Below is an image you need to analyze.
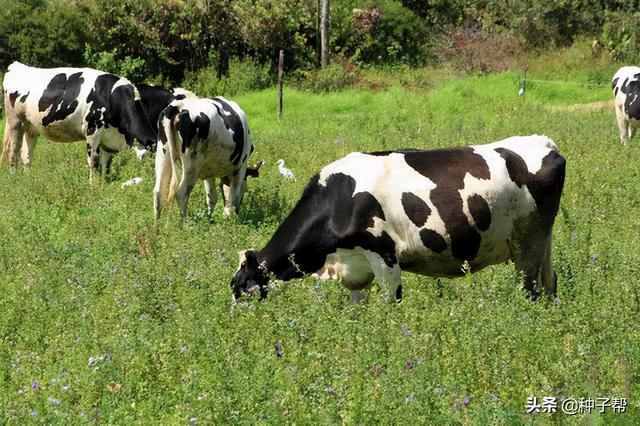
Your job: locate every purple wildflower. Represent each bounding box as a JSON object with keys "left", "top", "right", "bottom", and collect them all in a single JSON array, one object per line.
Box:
[
  {"left": 400, "top": 325, "right": 412, "bottom": 336},
  {"left": 274, "top": 343, "right": 283, "bottom": 358},
  {"left": 48, "top": 397, "right": 61, "bottom": 406},
  {"left": 30, "top": 410, "right": 37, "bottom": 417},
  {"left": 590, "top": 253, "right": 599, "bottom": 262},
  {"left": 190, "top": 416, "right": 197, "bottom": 424},
  {"left": 405, "top": 360, "right": 415, "bottom": 371},
  {"left": 326, "top": 386, "right": 336, "bottom": 394},
  {"left": 31, "top": 380, "right": 40, "bottom": 392},
  {"left": 463, "top": 396, "right": 471, "bottom": 407}
]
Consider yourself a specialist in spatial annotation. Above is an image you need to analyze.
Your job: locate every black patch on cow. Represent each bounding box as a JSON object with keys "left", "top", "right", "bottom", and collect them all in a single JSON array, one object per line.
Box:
[
  {"left": 257, "top": 172, "right": 396, "bottom": 280},
  {"left": 402, "top": 147, "right": 491, "bottom": 261},
  {"left": 9, "top": 91, "right": 19, "bottom": 108},
  {"left": 158, "top": 105, "right": 180, "bottom": 145},
  {"left": 612, "top": 77, "right": 619, "bottom": 96},
  {"left": 395, "top": 284, "right": 402, "bottom": 301},
  {"left": 368, "top": 150, "right": 394, "bottom": 156},
  {"left": 175, "top": 94, "right": 186, "bottom": 100},
  {"left": 467, "top": 194, "right": 491, "bottom": 231},
  {"left": 495, "top": 147, "right": 566, "bottom": 228},
  {"left": 419, "top": 229, "right": 447, "bottom": 253},
  {"left": 85, "top": 74, "right": 157, "bottom": 147},
  {"left": 176, "top": 111, "right": 210, "bottom": 153},
  {"left": 38, "top": 72, "right": 83, "bottom": 126},
  {"left": 212, "top": 97, "right": 244, "bottom": 165},
  {"left": 137, "top": 84, "right": 176, "bottom": 133},
  {"left": 401, "top": 192, "right": 431, "bottom": 227},
  {"left": 19, "top": 92, "right": 29, "bottom": 103},
  {"left": 621, "top": 78, "right": 640, "bottom": 120},
  {"left": 85, "top": 74, "right": 119, "bottom": 135}
]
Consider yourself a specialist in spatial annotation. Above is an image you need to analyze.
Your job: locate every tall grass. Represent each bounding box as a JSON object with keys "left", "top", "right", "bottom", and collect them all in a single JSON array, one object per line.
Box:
[{"left": 1, "top": 55, "right": 638, "bottom": 424}]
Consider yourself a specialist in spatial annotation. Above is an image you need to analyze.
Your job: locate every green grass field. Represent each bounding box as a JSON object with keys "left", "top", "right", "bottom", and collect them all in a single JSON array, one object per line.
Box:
[{"left": 1, "top": 52, "right": 639, "bottom": 424}]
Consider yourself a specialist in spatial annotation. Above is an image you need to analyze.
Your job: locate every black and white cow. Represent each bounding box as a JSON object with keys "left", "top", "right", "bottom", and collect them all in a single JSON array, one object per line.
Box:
[
  {"left": 132, "top": 85, "right": 197, "bottom": 159},
  {"left": 1, "top": 61, "right": 157, "bottom": 181},
  {"left": 154, "top": 96, "right": 262, "bottom": 219},
  {"left": 612, "top": 66, "right": 640, "bottom": 145},
  {"left": 231, "top": 135, "right": 566, "bottom": 302}
]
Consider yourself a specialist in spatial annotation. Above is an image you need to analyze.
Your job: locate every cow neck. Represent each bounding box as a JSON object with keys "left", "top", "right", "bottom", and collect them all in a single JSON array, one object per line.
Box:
[{"left": 255, "top": 197, "right": 326, "bottom": 282}]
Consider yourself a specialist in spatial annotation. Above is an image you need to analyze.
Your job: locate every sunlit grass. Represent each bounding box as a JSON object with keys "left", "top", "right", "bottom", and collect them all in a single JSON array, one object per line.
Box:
[{"left": 1, "top": 54, "right": 639, "bottom": 423}]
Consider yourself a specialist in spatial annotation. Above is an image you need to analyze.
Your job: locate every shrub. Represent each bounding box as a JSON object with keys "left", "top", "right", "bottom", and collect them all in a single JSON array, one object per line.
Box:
[
  {"left": 183, "top": 57, "right": 275, "bottom": 97},
  {"left": 600, "top": 11, "right": 640, "bottom": 63},
  {"left": 291, "top": 61, "right": 360, "bottom": 93},
  {"left": 438, "top": 27, "right": 524, "bottom": 75}
]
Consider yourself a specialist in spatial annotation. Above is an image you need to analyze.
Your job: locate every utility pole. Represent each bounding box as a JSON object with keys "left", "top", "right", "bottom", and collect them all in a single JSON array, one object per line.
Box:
[{"left": 320, "top": 0, "right": 330, "bottom": 68}]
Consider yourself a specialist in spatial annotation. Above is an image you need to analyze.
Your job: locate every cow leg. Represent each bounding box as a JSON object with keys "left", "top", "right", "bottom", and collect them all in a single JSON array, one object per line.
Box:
[
  {"left": 86, "top": 138, "right": 101, "bottom": 183},
  {"left": 175, "top": 156, "right": 197, "bottom": 219},
  {"left": 362, "top": 251, "right": 402, "bottom": 302},
  {"left": 18, "top": 132, "right": 36, "bottom": 170},
  {"left": 223, "top": 173, "right": 242, "bottom": 217},
  {"left": 204, "top": 178, "right": 217, "bottom": 214},
  {"left": 349, "top": 289, "right": 369, "bottom": 304},
  {"left": 629, "top": 125, "right": 636, "bottom": 141},
  {"left": 153, "top": 142, "right": 171, "bottom": 220},
  {"left": 99, "top": 149, "right": 115, "bottom": 178},
  {"left": 616, "top": 106, "right": 629, "bottom": 145},
  {"left": 7, "top": 121, "right": 25, "bottom": 173},
  {"left": 511, "top": 231, "right": 556, "bottom": 300}
]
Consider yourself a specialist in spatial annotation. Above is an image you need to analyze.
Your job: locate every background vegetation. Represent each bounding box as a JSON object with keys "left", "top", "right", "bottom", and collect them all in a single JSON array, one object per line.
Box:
[
  {"left": 1, "top": 1, "right": 640, "bottom": 423},
  {"left": 1, "top": 40, "right": 639, "bottom": 422},
  {"left": 2, "top": 0, "right": 640, "bottom": 94}
]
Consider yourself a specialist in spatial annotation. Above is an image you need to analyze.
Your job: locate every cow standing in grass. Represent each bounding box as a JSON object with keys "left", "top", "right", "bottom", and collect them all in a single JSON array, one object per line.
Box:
[
  {"left": 1, "top": 62, "right": 158, "bottom": 181},
  {"left": 154, "top": 97, "right": 262, "bottom": 219},
  {"left": 612, "top": 66, "right": 640, "bottom": 145},
  {"left": 231, "top": 135, "right": 566, "bottom": 302}
]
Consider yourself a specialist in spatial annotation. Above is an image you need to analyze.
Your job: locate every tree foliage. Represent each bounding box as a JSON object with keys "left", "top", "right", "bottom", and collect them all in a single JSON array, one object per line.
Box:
[{"left": 0, "top": 0, "right": 639, "bottom": 85}]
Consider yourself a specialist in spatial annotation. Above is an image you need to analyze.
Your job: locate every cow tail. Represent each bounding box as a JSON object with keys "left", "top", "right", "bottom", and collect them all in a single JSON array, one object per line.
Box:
[
  {"left": 0, "top": 90, "right": 8, "bottom": 165},
  {"left": 164, "top": 117, "right": 180, "bottom": 208},
  {"left": 0, "top": 122, "right": 9, "bottom": 165}
]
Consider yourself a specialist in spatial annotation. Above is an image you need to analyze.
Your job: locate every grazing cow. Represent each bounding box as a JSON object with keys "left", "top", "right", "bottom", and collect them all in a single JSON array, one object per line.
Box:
[
  {"left": 154, "top": 96, "right": 262, "bottom": 219},
  {"left": 231, "top": 135, "right": 565, "bottom": 302},
  {"left": 1, "top": 61, "right": 157, "bottom": 181},
  {"left": 612, "top": 66, "right": 640, "bottom": 145}
]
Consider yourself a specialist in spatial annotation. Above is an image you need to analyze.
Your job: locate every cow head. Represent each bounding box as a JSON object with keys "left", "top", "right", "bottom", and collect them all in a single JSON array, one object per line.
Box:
[
  {"left": 110, "top": 83, "right": 157, "bottom": 149},
  {"left": 231, "top": 249, "right": 269, "bottom": 300}
]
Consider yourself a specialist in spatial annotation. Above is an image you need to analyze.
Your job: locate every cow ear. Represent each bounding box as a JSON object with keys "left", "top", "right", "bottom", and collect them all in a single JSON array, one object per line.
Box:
[
  {"left": 244, "top": 250, "right": 259, "bottom": 266},
  {"left": 238, "top": 249, "right": 257, "bottom": 265},
  {"left": 246, "top": 160, "right": 265, "bottom": 178}
]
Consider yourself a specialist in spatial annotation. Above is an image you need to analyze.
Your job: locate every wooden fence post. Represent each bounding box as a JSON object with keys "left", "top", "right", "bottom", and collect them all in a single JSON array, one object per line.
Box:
[
  {"left": 321, "top": 0, "right": 330, "bottom": 68},
  {"left": 278, "top": 49, "right": 284, "bottom": 120}
]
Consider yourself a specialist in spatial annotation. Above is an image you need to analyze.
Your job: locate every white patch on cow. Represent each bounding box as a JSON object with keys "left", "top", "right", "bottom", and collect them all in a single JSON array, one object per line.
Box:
[
  {"left": 474, "top": 134, "right": 557, "bottom": 174},
  {"left": 313, "top": 248, "right": 374, "bottom": 289},
  {"left": 612, "top": 66, "right": 640, "bottom": 144},
  {"left": 111, "top": 78, "right": 139, "bottom": 100},
  {"left": 313, "top": 135, "right": 559, "bottom": 280},
  {"left": 154, "top": 96, "right": 254, "bottom": 219}
]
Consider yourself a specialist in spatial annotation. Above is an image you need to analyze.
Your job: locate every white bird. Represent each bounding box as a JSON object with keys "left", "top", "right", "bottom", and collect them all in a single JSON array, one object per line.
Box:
[
  {"left": 276, "top": 159, "right": 296, "bottom": 181},
  {"left": 121, "top": 177, "right": 143, "bottom": 188},
  {"left": 133, "top": 146, "right": 148, "bottom": 160}
]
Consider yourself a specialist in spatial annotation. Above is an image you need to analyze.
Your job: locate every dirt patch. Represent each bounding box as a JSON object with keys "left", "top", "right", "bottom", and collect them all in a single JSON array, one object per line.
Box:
[{"left": 547, "top": 100, "right": 613, "bottom": 112}]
